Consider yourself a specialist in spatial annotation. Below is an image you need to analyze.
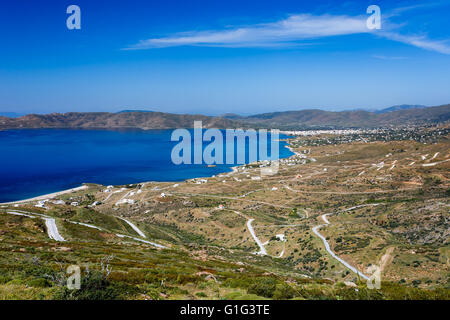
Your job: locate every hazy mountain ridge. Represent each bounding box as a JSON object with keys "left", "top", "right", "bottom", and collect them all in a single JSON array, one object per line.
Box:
[
  {"left": 375, "top": 104, "right": 427, "bottom": 114},
  {"left": 227, "top": 104, "right": 450, "bottom": 129},
  {"left": 0, "top": 111, "right": 237, "bottom": 130},
  {"left": 0, "top": 104, "right": 449, "bottom": 130},
  {"left": 116, "top": 110, "right": 154, "bottom": 113}
]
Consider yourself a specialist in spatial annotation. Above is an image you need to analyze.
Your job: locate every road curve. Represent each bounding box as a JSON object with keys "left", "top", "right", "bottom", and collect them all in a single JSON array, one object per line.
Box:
[
  {"left": 7, "top": 211, "right": 36, "bottom": 219},
  {"left": 119, "top": 217, "right": 147, "bottom": 238},
  {"left": 247, "top": 219, "right": 267, "bottom": 255},
  {"left": 283, "top": 184, "right": 419, "bottom": 195},
  {"left": 7, "top": 211, "right": 65, "bottom": 241},
  {"left": 4, "top": 210, "right": 168, "bottom": 248},
  {"left": 116, "top": 234, "right": 166, "bottom": 249},
  {"left": 44, "top": 217, "right": 65, "bottom": 241},
  {"left": 312, "top": 212, "right": 369, "bottom": 280}
]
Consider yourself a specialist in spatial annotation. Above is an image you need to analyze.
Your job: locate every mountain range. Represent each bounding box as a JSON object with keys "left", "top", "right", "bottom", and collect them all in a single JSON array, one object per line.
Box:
[
  {"left": 225, "top": 104, "right": 449, "bottom": 129},
  {"left": 374, "top": 104, "right": 427, "bottom": 114},
  {"left": 0, "top": 104, "right": 448, "bottom": 130},
  {"left": 0, "top": 111, "right": 235, "bottom": 130}
]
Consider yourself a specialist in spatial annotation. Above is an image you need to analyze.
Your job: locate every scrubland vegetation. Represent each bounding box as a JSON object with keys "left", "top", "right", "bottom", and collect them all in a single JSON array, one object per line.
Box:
[{"left": 0, "top": 125, "right": 448, "bottom": 300}]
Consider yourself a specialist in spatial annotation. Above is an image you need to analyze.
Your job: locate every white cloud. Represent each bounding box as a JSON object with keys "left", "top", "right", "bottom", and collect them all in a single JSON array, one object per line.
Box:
[
  {"left": 388, "top": 2, "right": 443, "bottom": 16},
  {"left": 125, "top": 14, "right": 370, "bottom": 49},
  {"left": 380, "top": 32, "right": 450, "bottom": 55},
  {"left": 124, "top": 11, "right": 450, "bottom": 55}
]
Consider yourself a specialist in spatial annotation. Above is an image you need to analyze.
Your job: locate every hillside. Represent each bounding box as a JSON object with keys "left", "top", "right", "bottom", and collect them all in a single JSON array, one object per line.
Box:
[
  {"left": 0, "top": 111, "right": 237, "bottom": 130},
  {"left": 227, "top": 104, "right": 450, "bottom": 129},
  {"left": 0, "top": 126, "right": 448, "bottom": 300},
  {"left": 1, "top": 105, "right": 449, "bottom": 130},
  {"left": 375, "top": 104, "right": 427, "bottom": 114}
]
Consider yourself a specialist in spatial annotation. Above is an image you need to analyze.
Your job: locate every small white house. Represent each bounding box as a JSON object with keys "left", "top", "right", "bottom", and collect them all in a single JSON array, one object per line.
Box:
[
  {"left": 88, "top": 201, "right": 101, "bottom": 207},
  {"left": 115, "top": 199, "right": 134, "bottom": 206},
  {"left": 35, "top": 200, "right": 48, "bottom": 208}
]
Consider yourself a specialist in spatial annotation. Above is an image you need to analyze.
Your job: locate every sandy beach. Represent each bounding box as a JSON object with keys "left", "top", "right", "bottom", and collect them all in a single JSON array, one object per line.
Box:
[{"left": 0, "top": 185, "right": 88, "bottom": 205}]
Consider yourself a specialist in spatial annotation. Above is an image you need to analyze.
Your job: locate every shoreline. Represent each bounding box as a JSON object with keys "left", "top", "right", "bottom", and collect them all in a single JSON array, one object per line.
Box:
[
  {"left": 0, "top": 186, "right": 88, "bottom": 205},
  {"left": 1, "top": 136, "right": 295, "bottom": 205}
]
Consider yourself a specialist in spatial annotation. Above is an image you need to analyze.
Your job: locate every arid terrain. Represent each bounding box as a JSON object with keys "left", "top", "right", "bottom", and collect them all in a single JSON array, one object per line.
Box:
[{"left": 0, "top": 125, "right": 448, "bottom": 300}]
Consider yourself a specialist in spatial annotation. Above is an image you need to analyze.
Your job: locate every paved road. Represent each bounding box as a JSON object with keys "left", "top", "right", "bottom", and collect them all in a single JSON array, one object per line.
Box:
[
  {"left": 7, "top": 211, "right": 36, "bottom": 219},
  {"left": 173, "top": 192, "right": 293, "bottom": 209},
  {"left": 312, "top": 212, "right": 369, "bottom": 280},
  {"left": 7, "top": 211, "right": 65, "bottom": 241},
  {"left": 119, "top": 217, "right": 147, "bottom": 238},
  {"left": 44, "top": 217, "right": 65, "bottom": 241},
  {"left": 247, "top": 219, "right": 267, "bottom": 255},
  {"left": 69, "top": 221, "right": 102, "bottom": 230},
  {"left": 5, "top": 210, "right": 169, "bottom": 248},
  {"left": 284, "top": 184, "right": 419, "bottom": 195},
  {"left": 422, "top": 158, "right": 450, "bottom": 167},
  {"left": 116, "top": 234, "right": 166, "bottom": 249}
]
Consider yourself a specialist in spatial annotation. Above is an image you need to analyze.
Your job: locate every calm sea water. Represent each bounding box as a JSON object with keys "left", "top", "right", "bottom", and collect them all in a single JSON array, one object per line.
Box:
[{"left": 0, "top": 129, "right": 293, "bottom": 202}]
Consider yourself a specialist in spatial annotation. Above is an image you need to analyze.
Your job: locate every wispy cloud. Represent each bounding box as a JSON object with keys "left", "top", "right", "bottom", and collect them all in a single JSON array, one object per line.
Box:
[
  {"left": 125, "top": 9, "right": 450, "bottom": 55},
  {"left": 388, "top": 1, "right": 444, "bottom": 16},
  {"left": 372, "top": 54, "right": 407, "bottom": 60},
  {"left": 125, "top": 14, "right": 370, "bottom": 49},
  {"left": 380, "top": 32, "right": 450, "bottom": 55}
]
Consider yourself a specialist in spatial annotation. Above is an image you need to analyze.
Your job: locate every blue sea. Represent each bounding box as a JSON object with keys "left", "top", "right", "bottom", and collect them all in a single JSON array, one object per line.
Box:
[{"left": 0, "top": 129, "right": 293, "bottom": 202}]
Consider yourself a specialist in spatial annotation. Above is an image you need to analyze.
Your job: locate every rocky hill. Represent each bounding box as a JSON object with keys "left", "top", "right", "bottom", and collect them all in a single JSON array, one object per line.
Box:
[
  {"left": 226, "top": 104, "right": 450, "bottom": 129},
  {"left": 0, "top": 111, "right": 237, "bottom": 130},
  {"left": 1, "top": 104, "right": 449, "bottom": 130}
]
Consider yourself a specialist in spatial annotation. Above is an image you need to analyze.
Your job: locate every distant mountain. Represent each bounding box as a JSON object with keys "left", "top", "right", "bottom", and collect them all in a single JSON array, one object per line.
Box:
[
  {"left": 375, "top": 104, "right": 427, "bottom": 114},
  {"left": 0, "top": 104, "right": 448, "bottom": 130},
  {"left": 0, "top": 111, "right": 237, "bottom": 130},
  {"left": 228, "top": 104, "right": 450, "bottom": 129},
  {"left": 220, "top": 113, "right": 245, "bottom": 120},
  {"left": 116, "top": 109, "right": 154, "bottom": 113}
]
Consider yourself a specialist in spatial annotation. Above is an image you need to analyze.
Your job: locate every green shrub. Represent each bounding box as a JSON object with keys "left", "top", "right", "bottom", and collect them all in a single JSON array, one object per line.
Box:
[
  {"left": 412, "top": 280, "right": 422, "bottom": 286},
  {"left": 247, "top": 278, "right": 277, "bottom": 298},
  {"left": 7, "top": 279, "right": 24, "bottom": 285},
  {"left": 273, "top": 283, "right": 297, "bottom": 300},
  {"left": 0, "top": 275, "right": 12, "bottom": 284},
  {"left": 195, "top": 292, "right": 207, "bottom": 297},
  {"left": 53, "top": 270, "right": 135, "bottom": 300},
  {"left": 27, "top": 278, "right": 52, "bottom": 288}
]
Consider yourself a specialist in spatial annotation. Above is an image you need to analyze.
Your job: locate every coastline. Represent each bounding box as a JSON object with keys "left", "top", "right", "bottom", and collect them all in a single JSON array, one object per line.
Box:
[
  {"left": 0, "top": 135, "right": 295, "bottom": 205},
  {"left": 0, "top": 185, "right": 88, "bottom": 205}
]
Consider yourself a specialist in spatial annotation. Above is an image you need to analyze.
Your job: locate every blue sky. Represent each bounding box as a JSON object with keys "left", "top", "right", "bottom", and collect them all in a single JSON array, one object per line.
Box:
[{"left": 0, "top": 0, "right": 449, "bottom": 115}]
